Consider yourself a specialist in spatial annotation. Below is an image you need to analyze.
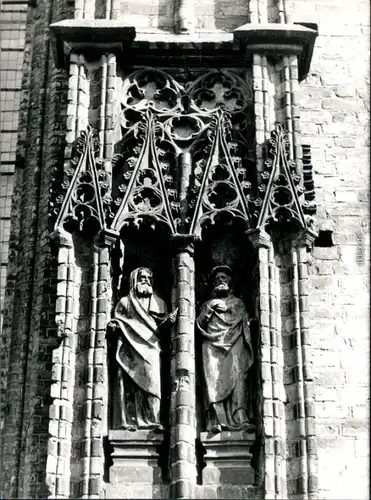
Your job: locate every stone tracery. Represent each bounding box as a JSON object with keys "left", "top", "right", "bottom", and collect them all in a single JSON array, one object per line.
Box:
[
  {"left": 54, "top": 68, "right": 258, "bottom": 237},
  {"left": 47, "top": 58, "right": 319, "bottom": 499}
]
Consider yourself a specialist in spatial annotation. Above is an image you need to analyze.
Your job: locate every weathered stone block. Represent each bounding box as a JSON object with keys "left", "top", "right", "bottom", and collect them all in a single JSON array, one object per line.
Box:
[
  {"left": 171, "top": 423, "right": 196, "bottom": 442},
  {"left": 108, "top": 429, "right": 164, "bottom": 487},
  {"left": 212, "top": 484, "right": 257, "bottom": 499},
  {"left": 200, "top": 429, "right": 256, "bottom": 489},
  {"left": 104, "top": 482, "right": 169, "bottom": 499},
  {"left": 175, "top": 389, "right": 194, "bottom": 408},
  {"left": 171, "top": 441, "right": 195, "bottom": 464},
  {"left": 171, "top": 460, "right": 197, "bottom": 481},
  {"left": 171, "top": 479, "right": 195, "bottom": 498}
]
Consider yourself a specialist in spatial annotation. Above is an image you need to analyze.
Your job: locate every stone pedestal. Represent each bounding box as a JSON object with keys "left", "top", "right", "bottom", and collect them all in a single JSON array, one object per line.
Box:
[
  {"left": 105, "top": 429, "right": 168, "bottom": 499},
  {"left": 199, "top": 428, "right": 257, "bottom": 499}
]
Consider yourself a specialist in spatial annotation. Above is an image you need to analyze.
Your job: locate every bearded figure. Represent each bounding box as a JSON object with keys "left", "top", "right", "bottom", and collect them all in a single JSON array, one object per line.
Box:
[
  {"left": 107, "top": 267, "right": 176, "bottom": 431},
  {"left": 197, "top": 265, "right": 254, "bottom": 433}
]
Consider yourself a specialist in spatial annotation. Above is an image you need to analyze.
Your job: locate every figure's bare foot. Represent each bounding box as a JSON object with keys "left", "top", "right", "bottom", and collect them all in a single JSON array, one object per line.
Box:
[
  {"left": 122, "top": 425, "right": 137, "bottom": 432},
  {"left": 153, "top": 424, "right": 165, "bottom": 432},
  {"left": 240, "top": 421, "right": 252, "bottom": 430},
  {"left": 211, "top": 424, "right": 222, "bottom": 434}
]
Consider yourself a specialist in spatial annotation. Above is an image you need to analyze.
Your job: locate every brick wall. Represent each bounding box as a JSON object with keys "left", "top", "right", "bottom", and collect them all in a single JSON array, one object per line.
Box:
[
  {"left": 292, "top": 1, "right": 370, "bottom": 498},
  {"left": 0, "top": 0, "right": 28, "bottom": 333}
]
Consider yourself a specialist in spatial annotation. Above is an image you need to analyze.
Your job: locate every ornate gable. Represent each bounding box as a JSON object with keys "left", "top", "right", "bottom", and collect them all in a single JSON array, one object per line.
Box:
[{"left": 51, "top": 127, "right": 109, "bottom": 236}]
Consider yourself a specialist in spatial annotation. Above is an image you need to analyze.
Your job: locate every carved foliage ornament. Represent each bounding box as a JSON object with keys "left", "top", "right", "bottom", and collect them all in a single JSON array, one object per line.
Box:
[
  {"left": 51, "top": 127, "right": 110, "bottom": 235},
  {"left": 109, "top": 112, "right": 180, "bottom": 233},
  {"left": 189, "top": 111, "right": 254, "bottom": 237},
  {"left": 255, "top": 125, "right": 307, "bottom": 232},
  {"left": 109, "top": 68, "right": 255, "bottom": 235},
  {"left": 51, "top": 69, "right": 313, "bottom": 239}
]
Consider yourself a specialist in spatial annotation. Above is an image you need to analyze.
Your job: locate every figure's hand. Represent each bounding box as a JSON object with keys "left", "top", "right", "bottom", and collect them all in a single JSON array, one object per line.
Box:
[
  {"left": 107, "top": 321, "right": 117, "bottom": 331},
  {"left": 106, "top": 321, "right": 119, "bottom": 340},
  {"left": 209, "top": 299, "right": 228, "bottom": 313},
  {"left": 167, "top": 307, "right": 179, "bottom": 325}
]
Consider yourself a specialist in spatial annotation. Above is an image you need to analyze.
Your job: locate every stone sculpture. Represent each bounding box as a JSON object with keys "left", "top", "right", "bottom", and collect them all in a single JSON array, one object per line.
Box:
[
  {"left": 107, "top": 267, "right": 177, "bottom": 431},
  {"left": 196, "top": 265, "right": 254, "bottom": 433}
]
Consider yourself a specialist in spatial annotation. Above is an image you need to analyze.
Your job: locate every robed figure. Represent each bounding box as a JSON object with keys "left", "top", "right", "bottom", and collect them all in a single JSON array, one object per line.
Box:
[
  {"left": 107, "top": 267, "right": 176, "bottom": 431},
  {"left": 197, "top": 265, "right": 254, "bottom": 433}
]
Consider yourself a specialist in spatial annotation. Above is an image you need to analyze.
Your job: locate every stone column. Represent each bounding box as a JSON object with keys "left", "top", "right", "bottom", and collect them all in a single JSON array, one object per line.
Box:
[
  {"left": 174, "top": 0, "right": 196, "bottom": 33},
  {"left": 47, "top": 230, "right": 77, "bottom": 498},
  {"left": 79, "top": 235, "right": 113, "bottom": 498},
  {"left": 246, "top": 227, "right": 288, "bottom": 499},
  {"left": 290, "top": 231, "right": 318, "bottom": 499},
  {"left": 170, "top": 236, "right": 197, "bottom": 499}
]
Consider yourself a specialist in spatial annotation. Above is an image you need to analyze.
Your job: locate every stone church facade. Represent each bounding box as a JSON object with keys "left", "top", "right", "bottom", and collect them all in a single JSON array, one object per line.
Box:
[{"left": 0, "top": 0, "right": 369, "bottom": 499}]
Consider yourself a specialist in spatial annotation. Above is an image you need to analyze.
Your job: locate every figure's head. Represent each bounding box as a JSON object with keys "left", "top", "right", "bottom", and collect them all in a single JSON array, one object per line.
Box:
[
  {"left": 133, "top": 267, "right": 153, "bottom": 297},
  {"left": 210, "top": 265, "right": 233, "bottom": 297}
]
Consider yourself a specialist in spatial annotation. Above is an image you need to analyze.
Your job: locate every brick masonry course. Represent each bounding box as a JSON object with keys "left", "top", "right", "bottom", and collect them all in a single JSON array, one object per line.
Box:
[{"left": 293, "top": 1, "right": 369, "bottom": 498}]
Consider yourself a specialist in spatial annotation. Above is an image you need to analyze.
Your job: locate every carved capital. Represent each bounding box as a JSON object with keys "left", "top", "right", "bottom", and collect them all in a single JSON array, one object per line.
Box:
[
  {"left": 234, "top": 22, "right": 318, "bottom": 81},
  {"left": 170, "top": 233, "right": 197, "bottom": 256},
  {"left": 49, "top": 227, "right": 74, "bottom": 248},
  {"left": 245, "top": 228, "right": 271, "bottom": 250},
  {"left": 95, "top": 228, "right": 120, "bottom": 248},
  {"left": 294, "top": 224, "right": 319, "bottom": 251}
]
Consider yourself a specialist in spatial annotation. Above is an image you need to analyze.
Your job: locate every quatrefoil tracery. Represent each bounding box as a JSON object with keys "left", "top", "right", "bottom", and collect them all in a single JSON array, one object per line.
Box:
[{"left": 51, "top": 68, "right": 311, "bottom": 239}]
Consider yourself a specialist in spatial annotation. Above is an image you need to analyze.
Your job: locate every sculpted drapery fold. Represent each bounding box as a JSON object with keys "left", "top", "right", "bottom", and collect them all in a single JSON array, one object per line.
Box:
[{"left": 197, "top": 266, "right": 254, "bottom": 433}]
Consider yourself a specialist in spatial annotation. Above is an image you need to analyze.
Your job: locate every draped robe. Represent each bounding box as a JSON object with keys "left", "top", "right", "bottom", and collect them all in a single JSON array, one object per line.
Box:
[
  {"left": 197, "top": 294, "right": 253, "bottom": 429},
  {"left": 109, "top": 269, "right": 167, "bottom": 428}
]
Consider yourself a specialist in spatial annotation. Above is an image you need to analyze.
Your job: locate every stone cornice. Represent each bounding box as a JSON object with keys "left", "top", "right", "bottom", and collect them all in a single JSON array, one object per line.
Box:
[
  {"left": 50, "top": 20, "right": 136, "bottom": 68},
  {"left": 233, "top": 22, "right": 318, "bottom": 81},
  {"left": 50, "top": 21, "right": 317, "bottom": 76}
]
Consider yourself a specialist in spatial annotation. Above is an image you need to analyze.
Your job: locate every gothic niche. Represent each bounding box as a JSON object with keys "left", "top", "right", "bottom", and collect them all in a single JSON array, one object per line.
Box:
[
  {"left": 107, "top": 233, "right": 176, "bottom": 432},
  {"left": 195, "top": 225, "right": 258, "bottom": 430},
  {"left": 106, "top": 225, "right": 175, "bottom": 484},
  {"left": 105, "top": 67, "right": 259, "bottom": 484}
]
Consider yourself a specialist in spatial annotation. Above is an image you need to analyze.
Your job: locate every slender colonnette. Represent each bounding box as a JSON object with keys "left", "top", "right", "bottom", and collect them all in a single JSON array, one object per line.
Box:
[{"left": 170, "top": 238, "right": 197, "bottom": 499}]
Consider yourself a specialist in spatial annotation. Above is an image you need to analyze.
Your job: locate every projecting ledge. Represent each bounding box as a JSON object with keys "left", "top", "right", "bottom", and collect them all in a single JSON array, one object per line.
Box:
[
  {"left": 200, "top": 429, "right": 257, "bottom": 487},
  {"left": 49, "top": 19, "right": 136, "bottom": 68},
  {"left": 107, "top": 429, "right": 164, "bottom": 488},
  {"left": 233, "top": 22, "right": 318, "bottom": 81}
]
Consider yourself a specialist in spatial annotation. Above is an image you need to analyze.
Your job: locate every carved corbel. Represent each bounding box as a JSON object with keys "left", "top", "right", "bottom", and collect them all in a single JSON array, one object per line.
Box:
[
  {"left": 245, "top": 227, "right": 272, "bottom": 250},
  {"left": 95, "top": 228, "right": 120, "bottom": 249},
  {"left": 49, "top": 227, "right": 74, "bottom": 249},
  {"left": 294, "top": 218, "right": 319, "bottom": 253}
]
